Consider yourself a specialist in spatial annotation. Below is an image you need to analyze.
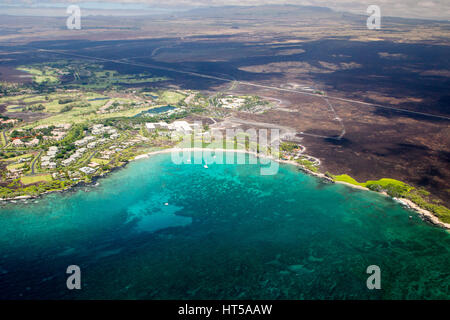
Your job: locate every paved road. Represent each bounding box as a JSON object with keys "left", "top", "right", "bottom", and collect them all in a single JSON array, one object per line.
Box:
[{"left": 30, "top": 150, "right": 42, "bottom": 174}]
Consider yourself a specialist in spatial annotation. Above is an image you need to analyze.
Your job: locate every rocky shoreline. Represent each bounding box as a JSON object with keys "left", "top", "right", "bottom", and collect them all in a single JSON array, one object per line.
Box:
[
  {"left": 331, "top": 179, "right": 450, "bottom": 230},
  {"left": 395, "top": 198, "right": 450, "bottom": 230}
]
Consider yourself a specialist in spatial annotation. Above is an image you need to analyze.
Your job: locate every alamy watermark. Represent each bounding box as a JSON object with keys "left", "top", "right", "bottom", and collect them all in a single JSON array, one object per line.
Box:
[
  {"left": 367, "top": 5, "right": 381, "bottom": 30},
  {"left": 66, "top": 265, "right": 81, "bottom": 290},
  {"left": 366, "top": 265, "right": 381, "bottom": 290},
  {"left": 66, "top": 5, "right": 81, "bottom": 30}
]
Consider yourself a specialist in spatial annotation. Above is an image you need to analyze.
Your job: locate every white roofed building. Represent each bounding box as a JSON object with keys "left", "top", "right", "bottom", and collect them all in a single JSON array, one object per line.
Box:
[
  {"left": 12, "top": 139, "right": 24, "bottom": 146},
  {"left": 145, "top": 123, "right": 156, "bottom": 132},
  {"left": 79, "top": 167, "right": 96, "bottom": 175},
  {"left": 172, "top": 121, "right": 193, "bottom": 134},
  {"left": 154, "top": 121, "right": 169, "bottom": 129}
]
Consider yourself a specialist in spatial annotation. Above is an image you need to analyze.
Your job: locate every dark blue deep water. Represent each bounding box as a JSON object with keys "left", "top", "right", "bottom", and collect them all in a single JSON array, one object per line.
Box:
[{"left": 0, "top": 153, "right": 449, "bottom": 299}]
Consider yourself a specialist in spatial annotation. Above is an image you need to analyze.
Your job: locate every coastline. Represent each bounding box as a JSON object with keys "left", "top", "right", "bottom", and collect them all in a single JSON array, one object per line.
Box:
[
  {"left": 1, "top": 146, "right": 448, "bottom": 230},
  {"left": 135, "top": 147, "right": 450, "bottom": 230}
]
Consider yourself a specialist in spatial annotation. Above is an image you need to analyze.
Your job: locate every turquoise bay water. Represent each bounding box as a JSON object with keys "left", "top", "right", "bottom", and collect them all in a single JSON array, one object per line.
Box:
[{"left": 0, "top": 153, "right": 449, "bottom": 299}]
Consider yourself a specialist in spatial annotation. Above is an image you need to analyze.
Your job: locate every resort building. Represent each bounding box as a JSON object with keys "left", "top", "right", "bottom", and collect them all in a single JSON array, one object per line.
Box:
[
  {"left": 92, "top": 124, "right": 104, "bottom": 130},
  {"left": 150, "top": 121, "right": 199, "bottom": 135},
  {"left": 74, "top": 136, "right": 96, "bottom": 146},
  {"left": 154, "top": 121, "right": 169, "bottom": 130},
  {"left": 145, "top": 123, "right": 156, "bottom": 132},
  {"left": 12, "top": 139, "right": 24, "bottom": 146},
  {"left": 87, "top": 142, "right": 98, "bottom": 149},
  {"left": 41, "top": 161, "right": 57, "bottom": 169},
  {"left": 79, "top": 167, "right": 96, "bottom": 175},
  {"left": 92, "top": 125, "right": 116, "bottom": 135},
  {"left": 47, "top": 152, "right": 58, "bottom": 158},
  {"left": 1, "top": 119, "right": 19, "bottom": 125},
  {"left": 100, "top": 150, "right": 115, "bottom": 159},
  {"left": 62, "top": 158, "right": 75, "bottom": 166},
  {"left": 51, "top": 130, "right": 67, "bottom": 141},
  {"left": 34, "top": 124, "right": 50, "bottom": 130},
  {"left": 172, "top": 121, "right": 193, "bottom": 134},
  {"left": 220, "top": 96, "right": 246, "bottom": 109}
]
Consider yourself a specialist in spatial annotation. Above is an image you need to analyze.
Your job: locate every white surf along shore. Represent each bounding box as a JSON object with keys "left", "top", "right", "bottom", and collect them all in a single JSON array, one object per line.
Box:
[
  {"left": 1, "top": 147, "right": 447, "bottom": 231},
  {"left": 135, "top": 147, "right": 450, "bottom": 230}
]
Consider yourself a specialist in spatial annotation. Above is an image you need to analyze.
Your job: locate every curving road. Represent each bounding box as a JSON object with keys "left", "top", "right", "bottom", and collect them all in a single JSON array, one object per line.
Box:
[{"left": 30, "top": 151, "right": 42, "bottom": 174}]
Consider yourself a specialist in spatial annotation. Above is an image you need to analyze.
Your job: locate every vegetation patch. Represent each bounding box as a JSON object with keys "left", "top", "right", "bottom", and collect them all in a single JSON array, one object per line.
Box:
[
  {"left": 332, "top": 174, "right": 366, "bottom": 187},
  {"left": 91, "top": 158, "right": 110, "bottom": 165},
  {"left": 296, "top": 158, "right": 318, "bottom": 173},
  {"left": 6, "top": 162, "right": 27, "bottom": 171},
  {"left": 365, "top": 178, "right": 413, "bottom": 197},
  {"left": 159, "top": 91, "right": 185, "bottom": 105},
  {"left": 280, "top": 142, "right": 298, "bottom": 152},
  {"left": 17, "top": 67, "right": 59, "bottom": 84}
]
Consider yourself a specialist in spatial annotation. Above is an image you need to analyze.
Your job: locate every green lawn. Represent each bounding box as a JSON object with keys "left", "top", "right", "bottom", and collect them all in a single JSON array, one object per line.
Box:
[
  {"left": 365, "top": 178, "right": 413, "bottom": 193},
  {"left": 91, "top": 158, "right": 110, "bottom": 165},
  {"left": 23, "top": 98, "right": 150, "bottom": 128},
  {"left": 333, "top": 174, "right": 367, "bottom": 187},
  {"left": 65, "top": 70, "right": 166, "bottom": 90},
  {"left": 6, "top": 163, "right": 27, "bottom": 171},
  {"left": 23, "top": 92, "right": 108, "bottom": 113},
  {"left": 0, "top": 94, "right": 34, "bottom": 103},
  {"left": 0, "top": 132, "right": 6, "bottom": 146},
  {"left": 21, "top": 174, "right": 53, "bottom": 185},
  {"left": 159, "top": 91, "right": 185, "bottom": 104},
  {"left": 333, "top": 175, "right": 412, "bottom": 192},
  {"left": 22, "top": 95, "right": 47, "bottom": 103},
  {"left": 6, "top": 105, "right": 23, "bottom": 112},
  {"left": 43, "top": 100, "right": 66, "bottom": 113},
  {"left": 17, "top": 67, "right": 59, "bottom": 84}
]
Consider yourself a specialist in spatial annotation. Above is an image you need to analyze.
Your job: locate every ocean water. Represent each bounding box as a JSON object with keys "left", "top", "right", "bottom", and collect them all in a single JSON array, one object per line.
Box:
[{"left": 0, "top": 153, "right": 449, "bottom": 299}]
